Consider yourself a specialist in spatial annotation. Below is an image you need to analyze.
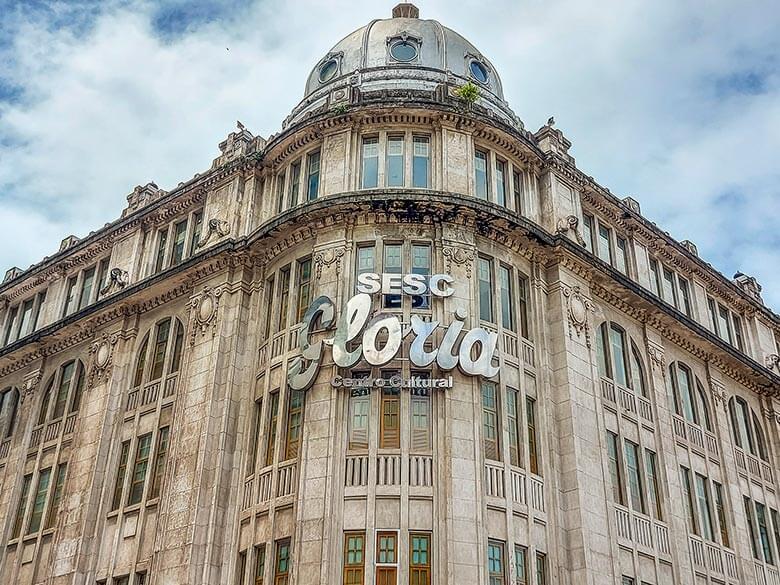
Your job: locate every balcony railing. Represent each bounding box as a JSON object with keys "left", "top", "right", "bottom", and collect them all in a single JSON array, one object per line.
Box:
[
  {"left": 600, "top": 378, "right": 653, "bottom": 424},
  {"left": 345, "top": 454, "right": 369, "bottom": 488},
  {"left": 127, "top": 373, "right": 178, "bottom": 411},
  {"left": 276, "top": 460, "right": 297, "bottom": 498},
  {"left": 0, "top": 438, "right": 10, "bottom": 459},
  {"left": 735, "top": 447, "right": 774, "bottom": 485},
  {"left": 377, "top": 454, "right": 402, "bottom": 486},
  {"left": 672, "top": 415, "right": 719, "bottom": 461},
  {"left": 484, "top": 461, "right": 505, "bottom": 498},
  {"left": 29, "top": 412, "right": 78, "bottom": 449},
  {"left": 242, "top": 476, "right": 254, "bottom": 510},
  {"left": 755, "top": 561, "right": 780, "bottom": 585},
  {"left": 614, "top": 505, "right": 670, "bottom": 555},
  {"left": 689, "top": 535, "right": 739, "bottom": 580},
  {"left": 257, "top": 469, "right": 273, "bottom": 504},
  {"left": 409, "top": 455, "right": 433, "bottom": 488}
]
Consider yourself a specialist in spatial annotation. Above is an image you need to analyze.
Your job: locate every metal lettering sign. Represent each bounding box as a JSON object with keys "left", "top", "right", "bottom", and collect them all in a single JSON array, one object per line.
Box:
[{"left": 287, "top": 273, "right": 499, "bottom": 391}]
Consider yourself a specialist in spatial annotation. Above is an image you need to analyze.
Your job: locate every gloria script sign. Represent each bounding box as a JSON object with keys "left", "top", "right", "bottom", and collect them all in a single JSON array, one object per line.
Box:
[{"left": 287, "top": 273, "right": 499, "bottom": 391}]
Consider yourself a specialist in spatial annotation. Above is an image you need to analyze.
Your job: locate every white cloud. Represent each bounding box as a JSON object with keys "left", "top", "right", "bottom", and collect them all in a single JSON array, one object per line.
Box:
[{"left": 0, "top": 0, "right": 778, "bottom": 309}]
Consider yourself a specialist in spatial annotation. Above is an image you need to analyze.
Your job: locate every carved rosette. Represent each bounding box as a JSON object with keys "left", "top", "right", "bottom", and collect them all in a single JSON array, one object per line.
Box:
[
  {"left": 313, "top": 246, "right": 346, "bottom": 280},
  {"left": 88, "top": 333, "right": 120, "bottom": 388},
  {"left": 21, "top": 369, "right": 43, "bottom": 404},
  {"left": 189, "top": 286, "right": 224, "bottom": 346},
  {"left": 562, "top": 285, "right": 595, "bottom": 347},
  {"left": 442, "top": 246, "right": 475, "bottom": 278},
  {"left": 646, "top": 340, "right": 666, "bottom": 376},
  {"left": 196, "top": 218, "right": 231, "bottom": 249}
]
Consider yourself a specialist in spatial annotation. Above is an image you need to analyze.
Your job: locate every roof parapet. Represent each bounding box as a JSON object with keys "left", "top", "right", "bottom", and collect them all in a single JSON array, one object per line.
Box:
[
  {"left": 122, "top": 182, "right": 166, "bottom": 218},
  {"left": 734, "top": 272, "right": 763, "bottom": 304}
]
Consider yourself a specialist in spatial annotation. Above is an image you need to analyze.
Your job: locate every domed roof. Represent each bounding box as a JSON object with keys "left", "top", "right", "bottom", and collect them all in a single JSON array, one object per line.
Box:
[{"left": 286, "top": 4, "right": 517, "bottom": 127}]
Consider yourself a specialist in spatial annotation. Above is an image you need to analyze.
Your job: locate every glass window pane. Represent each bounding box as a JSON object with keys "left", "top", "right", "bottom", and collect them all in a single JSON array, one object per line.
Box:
[
  {"left": 695, "top": 474, "right": 714, "bottom": 541},
  {"left": 582, "top": 215, "right": 594, "bottom": 252},
  {"left": 475, "top": 150, "right": 488, "bottom": 200},
  {"left": 615, "top": 236, "right": 628, "bottom": 274},
  {"left": 478, "top": 257, "right": 493, "bottom": 322},
  {"left": 362, "top": 138, "right": 379, "bottom": 189},
  {"left": 26, "top": 467, "right": 51, "bottom": 534},
  {"left": 383, "top": 244, "right": 402, "bottom": 309},
  {"left": 623, "top": 440, "right": 645, "bottom": 513},
  {"left": 171, "top": 220, "right": 187, "bottom": 266},
  {"left": 609, "top": 326, "right": 628, "bottom": 387},
  {"left": 307, "top": 151, "right": 320, "bottom": 201},
  {"left": 606, "top": 431, "right": 624, "bottom": 505},
  {"left": 597, "top": 224, "right": 612, "bottom": 263},
  {"left": 499, "top": 265, "right": 514, "bottom": 331},
  {"left": 386, "top": 136, "right": 404, "bottom": 187},
  {"left": 412, "top": 136, "right": 430, "bottom": 188},
  {"left": 495, "top": 159, "right": 506, "bottom": 206}
]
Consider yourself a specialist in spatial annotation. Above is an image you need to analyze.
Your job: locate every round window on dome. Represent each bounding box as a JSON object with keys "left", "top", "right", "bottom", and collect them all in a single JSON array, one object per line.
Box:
[
  {"left": 318, "top": 59, "right": 339, "bottom": 83},
  {"left": 390, "top": 39, "right": 418, "bottom": 62},
  {"left": 469, "top": 60, "right": 490, "bottom": 84}
]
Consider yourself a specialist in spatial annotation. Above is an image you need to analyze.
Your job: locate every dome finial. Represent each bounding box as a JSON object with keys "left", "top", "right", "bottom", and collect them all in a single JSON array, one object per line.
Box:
[{"left": 392, "top": 3, "right": 419, "bottom": 18}]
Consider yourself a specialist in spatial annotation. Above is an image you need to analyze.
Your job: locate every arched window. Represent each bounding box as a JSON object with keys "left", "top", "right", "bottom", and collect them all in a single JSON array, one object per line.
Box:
[
  {"left": 37, "top": 360, "right": 85, "bottom": 425},
  {"left": 0, "top": 387, "right": 19, "bottom": 439},
  {"left": 729, "top": 396, "right": 768, "bottom": 461},
  {"left": 668, "top": 362, "right": 711, "bottom": 431},
  {"left": 131, "top": 318, "right": 185, "bottom": 388},
  {"left": 595, "top": 322, "right": 647, "bottom": 396}
]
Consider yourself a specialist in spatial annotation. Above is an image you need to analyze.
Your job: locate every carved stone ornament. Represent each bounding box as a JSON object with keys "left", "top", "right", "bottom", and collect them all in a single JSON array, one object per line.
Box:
[
  {"left": 556, "top": 215, "right": 585, "bottom": 247},
  {"left": 709, "top": 379, "right": 728, "bottom": 412},
  {"left": 100, "top": 268, "right": 129, "bottom": 296},
  {"left": 762, "top": 407, "right": 780, "bottom": 425},
  {"left": 442, "top": 246, "right": 475, "bottom": 278},
  {"left": 766, "top": 354, "right": 779, "bottom": 373},
  {"left": 21, "top": 369, "right": 43, "bottom": 404},
  {"left": 313, "top": 246, "right": 346, "bottom": 279},
  {"left": 189, "top": 286, "right": 224, "bottom": 345},
  {"left": 88, "top": 333, "right": 120, "bottom": 387},
  {"left": 646, "top": 340, "right": 666, "bottom": 375},
  {"left": 196, "top": 218, "right": 231, "bottom": 249},
  {"left": 562, "top": 285, "right": 595, "bottom": 347}
]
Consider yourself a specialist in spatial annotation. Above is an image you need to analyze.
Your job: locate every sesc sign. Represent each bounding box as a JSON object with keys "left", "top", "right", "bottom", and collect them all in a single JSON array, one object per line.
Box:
[{"left": 287, "top": 273, "right": 499, "bottom": 391}]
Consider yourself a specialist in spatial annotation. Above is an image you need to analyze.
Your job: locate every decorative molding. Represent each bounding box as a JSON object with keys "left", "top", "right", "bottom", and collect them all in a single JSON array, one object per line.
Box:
[
  {"left": 313, "top": 246, "right": 346, "bottom": 279},
  {"left": 100, "top": 268, "right": 129, "bottom": 297},
  {"left": 646, "top": 340, "right": 666, "bottom": 375},
  {"left": 189, "top": 286, "right": 224, "bottom": 346},
  {"left": 766, "top": 354, "right": 779, "bottom": 373},
  {"left": 562, "top": 285, "right": 595, "bottom": 347},
  {"left": 709, "top": 378, "right": 728, "bottom": 412},
  {"left": 762, "top": 407, "right": 780, "bottom": 425},
  {"left": 196, "top": 218, "right": 231, "bottom": 249},
  {"left": 442, "top": 246, "right": 475, "bottom": 278},
  {"left": 88, "top": 332, "right": 120, "bottom": 388},
  {"left": 21, "top": 369, "right": 43, "bottom": 404},
  {"left": 555, "top": 215, "right": 585, "bottom": 247}
]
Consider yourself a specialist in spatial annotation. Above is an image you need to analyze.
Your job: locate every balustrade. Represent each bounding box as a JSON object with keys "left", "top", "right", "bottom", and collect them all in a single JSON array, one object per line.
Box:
[
  {"left": 409, "top": 455, "right": 433, "bottom": 487},
  {"left": 345, "top": 455, "right": 369, "bottom": 488},
  {"left": 376, "top": 454, "right": 401, "bottom": 486},
  {"left": 484, "top": 462, "right": 505, "bottom": 498},
  {"left": 276, "top": 461, "right": 297, "bottom": 498}
]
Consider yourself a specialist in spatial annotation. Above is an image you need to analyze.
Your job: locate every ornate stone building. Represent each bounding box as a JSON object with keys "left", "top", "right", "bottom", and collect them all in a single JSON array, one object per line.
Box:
[{"left": 0, "top": 4, "right": 778, "bottom": 585}]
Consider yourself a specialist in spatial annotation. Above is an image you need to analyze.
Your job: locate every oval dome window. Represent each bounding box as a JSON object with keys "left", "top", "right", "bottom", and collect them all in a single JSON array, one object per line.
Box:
[
  {"left": 469, "top": 60, "right": 489, "bottom": 84},
  {"left": 319, "top": 59, "right": 339, "bottom": 83},
  {"left": 390, "top": 40, "right": 418, "bottom": 62}
]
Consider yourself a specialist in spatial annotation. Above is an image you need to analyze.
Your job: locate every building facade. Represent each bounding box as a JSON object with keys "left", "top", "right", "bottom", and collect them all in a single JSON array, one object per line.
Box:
[{"left": 0, "top": 4, "right": 779, "bottom": 585}]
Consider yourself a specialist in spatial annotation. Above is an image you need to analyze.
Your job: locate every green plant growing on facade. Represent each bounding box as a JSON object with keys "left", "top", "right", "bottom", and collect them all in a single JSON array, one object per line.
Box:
[
  {"left": 332, "top": 103, "right": 349, "bottom": 115},
  {"left": 454, "top": 81, "right": 480, "bottom": 105}
]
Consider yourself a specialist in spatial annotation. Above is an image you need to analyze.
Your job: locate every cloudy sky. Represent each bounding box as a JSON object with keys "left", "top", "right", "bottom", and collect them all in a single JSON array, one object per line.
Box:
[{"left": 0, "top": 0, "right": 778, "bottom": 309}]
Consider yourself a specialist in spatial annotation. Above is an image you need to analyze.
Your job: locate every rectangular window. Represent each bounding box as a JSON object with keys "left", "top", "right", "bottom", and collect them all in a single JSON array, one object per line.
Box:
[
  {"left": 307, "top": 151, "right": 320, "bottom": 201},
  {"left": 410, "top": 533, "right": 431, "bottom": 585},
  {"left": 615, "top": 236, "right": 628, "bottom": 274},
  {"left": 154, "top": 228, "right": 169, "bottom": 273},
  {"left": 171, "top": 220, "right": 188, "bottom": 266},
  {"left": 189, "top": 210, "right": 203, "bottom": 256},
  {"left": 254, "top": 544, "right": 266, "bottom": 585},
  {"left": 746, "top": 497, "right": 761, "bottom": 559},
  {"left": 681, "top": 466, "right": 698, "bottom": 535},
  {"left": 644, "top": 449, "right": 662, "bottom": 520},
  {"left": 127, "top": 433, "right": 152, "bottom": 505},
  {"left": 362, "top": 137, "right": 379, "bottom": 189},
  {"left": 527, "top": 397, "right": 539, "bottom": 475},
  {"left": 356, "top": 245, "right": 376, "bottom": 291},
  {"left": 263, "top": 276, "right": 275, "bottom": 340},
  {"left": 771, "top": 509, "right": 780, "bottom": 565},
  {"left": 487, "top": 540, "right": 505, "bottom": 585},
  {"left": 482, "top": 382, "right": 500, "bottom": 461},
  {"left": 582, "top": 214, "right": 594, "bottom": 253},
  {"left": 288, "top": 160, "right": 301, "bottom": 208},
  {"left": 276, "top": 172, "right": 286, "bottom": 213},
  {"left": 111, "top": 441, "right": 130, "bottom": 510},
  {"left": 756, "top": 501, "right": 774, "bottom": 564},
  {"left": 52, "top": 361, "right": 75, "bottom": 420},
  {"left": 515, "top": 545, "right": 527, "bottom": 585},
  {"left": 376, "top": 531, "right": 398, "bottom": 584},
  {"left": 411, "top": 244, "right": 431, "bottom": 309},
  {"left": 677, "top": 276, "right": 692, "bottom": 316},
  {"left": 265, "top": 392, "right": 280, "bottom": 466},
  {"left": 17, "top": 298, "right": 35, "bottom": 338},
  {"left": 386, "top": 135, "right": 405, "bottom": 187},
  {"left": 512, "top": 170, "right": 524, "bottom": 214},
  {"left": 499, "top": 265, "right": 515, "bottom": 331},
  {"left": 12, "top": 474, "right": 32, "bottom": 538},
  {"left": 517, "top": 274, "right": 531, "bottom": 340},
  {"left": 380, "top": 379, "right": 401, "bottom": 449},
  {"left": 609, "top": 325, "right": 628, "bottom": 387},
  {"left": 277, "top": 266, "right": 291, "bottom": 332},
  {"left": 95, "top": 258, "right": 109, "bottom": 301},
  {"left": 348, "top": 387, "right": 370, "bottom": 450},
  {"left": 63, "top": 276, "right": 79, "bottom": 316},
  {"left": 31, "top": 290, "right": 45, "bottom": 332},
  {"left": 597, "top": 224, "right": 612, "bottom": 263},
  {"left": 410, "top": 388, "right": 431, "bottom": 452},
  {"left": 44, "top": 462, "right": 67, "bottom": 529},
  {"left": 150, "top": 319, "right": 171, "bottom": 381},
  {"left": 274, "top": 539, "right": 291, "bottom": 585},
  {"left": 27, "top": 467, "right": 52, "bottom": 534},
  {"left": 717, "top": 304, "right": 733, "bottom": 344},
  {"left": 3, "top": 306, "right": 18, "bottom": 345},
  {"left": 284, "top": 390, "right": 304, "bottom": 460},
  {"left": 344, "top": 532, "right": 365, "bottom": 585},
  {"left": 248, "top": 399, "right": 263, "bottom": 474},
  {"left": 732, "top": 314, "right": 744, "bottom": 351},
  {"left": 535, "top": 552, "right": 546, "bottom": 585},
  {"left": 474, "top": 150, "right": 489, "bottom": 200},
  {"left": 236, "top": 550, "right": 247, "bottom": 585},
  {"left": 606, "top": 431, "right": 625, "bottom": 506},
  {"left": 383, "top": 244, "right": 402, "bottom": 309},
  {"left": 507, "top": 388, "right": 521, "bottom": 467},
  {"left": 115, "top": 577, "right": 130, "bottom": 585},
  {"left": 412, "top": 136, "right": 430, "bottom": 188},
  {"left": 148, "top": 426, "right": 170, "bottom": 499},
  {"left": 478, "top": 257, "right": 494, "bottom": 322},
  {"left": 695, "top": 474, "right": 714, "bottom": 541},
  {"left": 714, "top": 482, "right": 730, "bottom": 547},
  {"left": 296, "top": 258, "right": 312, "bottom": 322},
  {"left": 648, "top": 259, "right": 660, "bottom": 297},
  {"left": 661, "top": 267, "right": 677, "bottom": 306},
  {"left": 495, "top": 159, "right": 507, "bottom": 206},
  {"left": 624, "top": 440, "right": 644, "bottom": 513}
]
